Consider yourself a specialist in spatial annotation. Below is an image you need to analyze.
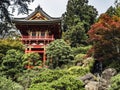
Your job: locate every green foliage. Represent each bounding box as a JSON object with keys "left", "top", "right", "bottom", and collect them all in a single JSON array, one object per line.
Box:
[
  {"left": 29, "top": 82, "right": 54, "bottom": 90},
  {"left": 28, "top": 66, "right": 90, "bottom": 90},
  {"left": 22, "top": 52, "right": 41, "bottom": 68},
  {"left": 0, "top": 76, "right": 23, "bottom": 90},
  {"left": 0, "top": 39, "right": 24, "bottom": 61},
  {"left": 29, "top": 76, "right": 85, "bottom": 90},
  {"left": 46, "top": 39, "right": 74, "bottom": 68},
  {"left": 62, "top": 0, "right": 98, "bottom": 32},
  {"left": 50, "top": 75, "right": 85, "bottom": 90},
  {"left": 106, "top": 6, "right": 115, "bottom": 17},
  {"left": 68, "top": 66, "right": 89, "bottom": 76},
  {"left": 63, "top": 22, "right": 88, "bottom": 47},
  {"left": 32, "top": 69, "right": 70, "bottom": 84},
  {"left": 62, "top": 0, "right": 98, "bottom": 47},
  {"left": 73, "top": 54, "right": 86, "bottom": 65},
  {"left": 0, "top": 0, "right": 34, "bottom": 22},
  {"left": 109, "top": 74, "right": 120, "bottom": 90},
  {"left": 0, "top": 23, "right": 12, "bottom": 38},
  {"left": 17, "top": 69, "right": 41, "bottom": 90},
  {"left": 72, "top": 45, "right": 91, "bottom": 56},
  {"left": 1, "top": 49, "right": 24, "bottom": 79},
  {"left": 106, "top": 0, "right": 120, "bottom": 17}
]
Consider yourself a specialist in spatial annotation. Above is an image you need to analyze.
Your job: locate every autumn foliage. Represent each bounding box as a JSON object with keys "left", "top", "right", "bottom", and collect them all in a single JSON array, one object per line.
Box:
[{"left": 88, "top": 14, "right": 120, "bottom": 64}]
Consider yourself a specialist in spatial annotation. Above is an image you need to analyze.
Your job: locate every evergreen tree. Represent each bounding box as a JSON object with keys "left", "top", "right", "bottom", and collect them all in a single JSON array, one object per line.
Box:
[
  {"left": 106, "top": 0, "right": 120, "bottom": 17},
  {"left": 105, "top": 6, "right": 115, "bottom": 17},
  {"left": 62, "top": 0, "right": 98, "bottom": 47},
  {"left": 1, "top": 49, "right": 24, "bottom": 80},
  {"left": 0, "top": 0, "right": 34, "bottom": 22},
  {"left": 46, "top": 39, "right": 73, "bottom": 68}
]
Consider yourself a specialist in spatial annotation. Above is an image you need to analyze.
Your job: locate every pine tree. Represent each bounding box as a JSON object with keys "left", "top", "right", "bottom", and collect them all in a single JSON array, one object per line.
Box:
[{"left": 62, "top": 0, "right": 98, "bottom": 47}]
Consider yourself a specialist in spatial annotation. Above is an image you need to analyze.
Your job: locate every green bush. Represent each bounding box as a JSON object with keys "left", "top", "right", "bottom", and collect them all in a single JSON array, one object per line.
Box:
[
  {"left": 32, "top": 69, "right": 70, "bottom": 84},
  {"left": 72, "top": 45, "right": 91, "bottom": 56},
  {"left": 46, "top": 39, "right": 74, "bottom": 68},
  {"left": 29, "top": 75, "right": 85, "bottom": 90},
  {"left": 51, "top": 75, "right": 85, "bottom": 90},
  {"left": 17, "top": 69, "right": 41, "bottom": 90},
  {"left": 73, "top": 54, "right": 86, "bottom": 65},
  {"left": 68, "top": 66, "right": 89, "bottom": 76},
  {"left": 28, "top": 66, "right": 91, "bottom": 90},
  {"left": 109, "top": 74, "right": 120, "bottom": 90},
  {"left": 0, "top": 76, "right": 23, "bottom": 90},
  {"left": 28, "top": 82, "right": 54, "bottom": 90}
]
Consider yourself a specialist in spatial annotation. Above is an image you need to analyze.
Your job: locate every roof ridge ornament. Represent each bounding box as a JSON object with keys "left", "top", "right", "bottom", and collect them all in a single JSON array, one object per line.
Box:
[{"left": 35, "top": 5, "right": 42, "bottom": 11}]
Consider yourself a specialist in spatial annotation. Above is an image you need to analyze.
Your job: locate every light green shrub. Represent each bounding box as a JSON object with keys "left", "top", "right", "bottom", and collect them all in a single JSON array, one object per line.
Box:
[{"left": 109, "top": 74, "right": 120, "bottom": 90}]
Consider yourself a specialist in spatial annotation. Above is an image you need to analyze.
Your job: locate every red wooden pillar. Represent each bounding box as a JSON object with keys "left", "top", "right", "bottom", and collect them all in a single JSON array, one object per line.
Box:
[{"left": 43, "top": 45, "right": 46, "bottom": 66}]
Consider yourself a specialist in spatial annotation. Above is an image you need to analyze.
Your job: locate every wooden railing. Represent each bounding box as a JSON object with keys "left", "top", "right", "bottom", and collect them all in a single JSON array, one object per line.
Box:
[{"left": 21, "top": 35, "right": 54, "bottom": 41}]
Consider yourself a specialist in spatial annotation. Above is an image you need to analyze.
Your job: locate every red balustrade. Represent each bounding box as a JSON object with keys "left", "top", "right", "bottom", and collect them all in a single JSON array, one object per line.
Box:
[{"left": 21, "top": 35, "right": 54, "bottom": 41}]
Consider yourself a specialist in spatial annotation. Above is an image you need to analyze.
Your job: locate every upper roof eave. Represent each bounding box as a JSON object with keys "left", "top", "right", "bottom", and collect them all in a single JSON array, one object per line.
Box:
[
  {"left": 12, "top": 5, "right": 62, "bottom": 20},
  {"left": 12, "top": 19, "right": 61, "bottom": 25}
]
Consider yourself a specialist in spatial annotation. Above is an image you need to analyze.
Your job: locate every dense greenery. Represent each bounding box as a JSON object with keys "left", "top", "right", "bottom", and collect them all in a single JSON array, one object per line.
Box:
[
  {"left": 0, "top": 0, "right": 120, "bottom": 90},
  {"left": 28, "top": 67, "right": 88, "bottom": 90},
  {"left": 0, "top": 76, "right": 23, "bottom": 90},
  {"left": 62, "top": 0, "right": 98, "bottom": 47},
  {"left": 46, "top": 39, "right": 74, "bottom": 68},
  {"left": 1, "top": 49, "right": 24, "bottom": 80},
  {"left": 0, "top": 39, "right": 24, "bottom": 64},
  {"left": 22, "top": 52, "right": 41, "bottom": 69},
  {"left": 109, "top": 74, "right": 120, "bottom": 90}
]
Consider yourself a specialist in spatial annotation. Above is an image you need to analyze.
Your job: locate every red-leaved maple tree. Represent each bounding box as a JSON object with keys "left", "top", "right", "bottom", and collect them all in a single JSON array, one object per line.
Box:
[{"left": 88, "top": 14, "right": 120, "bottom": 64}]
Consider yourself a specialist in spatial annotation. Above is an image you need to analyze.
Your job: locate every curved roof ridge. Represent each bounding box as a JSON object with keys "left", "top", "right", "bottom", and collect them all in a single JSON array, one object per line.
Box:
[{"left": 25, "top": 5, "right": 61, "bottom": 20}]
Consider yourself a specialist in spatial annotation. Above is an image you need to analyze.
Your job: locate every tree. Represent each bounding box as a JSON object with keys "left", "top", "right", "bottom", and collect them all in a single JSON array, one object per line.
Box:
[
  {"left": 0, "top": 22, "right": 11, "bottom": 38},
  {"left": 105, "top": 6, "right": 115, "bottom": 17},
  {"left": 0, "top": 76, "right": 23, "bottom": 90},
  {"left": 46, "top": 39, "right": 74, "bottom": 68},
  {"left": 22, "top": 52, "right": 41, "bottom": 69},
  {"left": 63, "top": 22, "right": 88, "bottom": 47},
  {"left": 0, "top": 39, "right": 24, "bottom": 64},
  {"left": 0, "top": 0, "right": 34, "bottom": 37},
  {"left": 88, "top": 14, "right": 120, "bottom": 70},
  {"left": 0, "top": 0, "right": 34, "bottom": 22},
  {"left": 1, "top": 49, "right": 24, "bottom": 80},
  {"left": 115, "top": 0, "right": 120, "bottom": 7},
  {"left": 62, "top": 0, "right": 98, "bottom": 47},
  {"left": 106, "top": 0, "right": 120, "bottom": 17}
]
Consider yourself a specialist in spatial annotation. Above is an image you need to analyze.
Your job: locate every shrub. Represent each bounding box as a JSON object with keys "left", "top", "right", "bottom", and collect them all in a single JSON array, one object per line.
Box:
[
  {"left": 68, "top": 66, "right": 89, "bottom": 76},
  {"left": 109, "top": 74, "right": 120, "bottom": 90},
  {"left": 46, "top": 39, "right": 74, "bottom": 68},
  {"left": 0, "top": 76, "right": 23, "bottom": 90},
  {"left": 29, "top": 75, "right": 85, "bottom": 90},
  {"left": 51, "top": 75, "right": 85, "bottom": 90},
  {"left": 72, "top": 45, "right": 91, "bottom": 56},
  {"left": 32, "top": 69, "right": 70, "bottom": 84}
]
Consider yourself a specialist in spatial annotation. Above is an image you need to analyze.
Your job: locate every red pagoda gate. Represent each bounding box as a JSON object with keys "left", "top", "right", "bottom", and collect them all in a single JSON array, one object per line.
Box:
[{"left": 13, "top": 6, "right": 62, "bottom": 65}]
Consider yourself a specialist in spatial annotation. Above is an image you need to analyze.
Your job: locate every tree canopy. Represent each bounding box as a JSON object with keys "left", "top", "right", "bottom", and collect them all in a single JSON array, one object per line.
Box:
[
  {"left": 0, "top": 0, "right": 34, "bottom": 22},
  {"left": 62, "top": 0, "right": 98, "bottom": 47},
  {"left": 46, "top": 39, "right": 73, "bottom": 68},
  {"left": 88, "top": 14, "right": 120, "bottom": 70}
]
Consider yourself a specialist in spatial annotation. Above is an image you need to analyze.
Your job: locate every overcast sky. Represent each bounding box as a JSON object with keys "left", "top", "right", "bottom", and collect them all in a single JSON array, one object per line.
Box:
[{"left": 13, "top": 0, "right": 115, "bottom": 17}]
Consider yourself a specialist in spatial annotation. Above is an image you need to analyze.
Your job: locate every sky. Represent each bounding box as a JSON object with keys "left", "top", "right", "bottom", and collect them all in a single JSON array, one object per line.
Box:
[{"left": 13, "top": 0, "right": 115, "bottom": 17}]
